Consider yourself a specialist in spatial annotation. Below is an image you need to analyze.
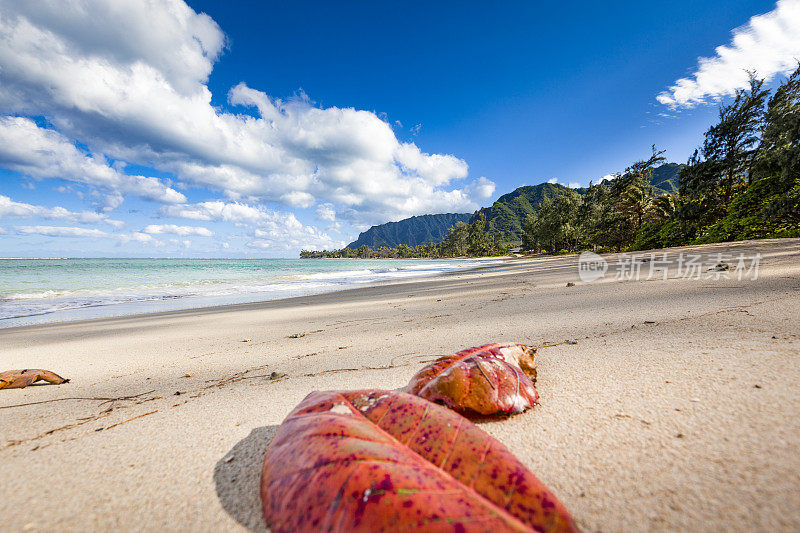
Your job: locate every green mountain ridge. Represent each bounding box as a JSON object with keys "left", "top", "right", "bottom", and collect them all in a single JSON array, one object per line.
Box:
[
  {"left": 650, "top": 162, "right": 684, "bottom": 193},
  {"left": 470, "top": 182, "right": 580, "bottom": 244},
  {"left": 346, "top": 213, "right": 473, "bottom": 249}
]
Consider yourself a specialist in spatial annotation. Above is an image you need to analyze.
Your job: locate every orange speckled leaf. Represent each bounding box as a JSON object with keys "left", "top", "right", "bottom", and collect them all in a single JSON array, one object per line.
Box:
[
  {"left": 404, "top": 343, "right": 538, "bottom": 417},
  {"left": 261, "top": 389, "right": 576, "bottom": 533}
]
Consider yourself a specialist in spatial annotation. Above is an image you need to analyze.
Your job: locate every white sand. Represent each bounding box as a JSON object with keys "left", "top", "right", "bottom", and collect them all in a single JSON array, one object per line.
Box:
[{"left": 1, "top": 238, "right": 798, "bottom": 532}]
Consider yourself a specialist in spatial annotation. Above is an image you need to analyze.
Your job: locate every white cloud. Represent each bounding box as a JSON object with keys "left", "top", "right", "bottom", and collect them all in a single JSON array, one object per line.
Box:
[
  {"left": 160, "top": 201, "right": 273, "bottom": 224},
  {"left": 0, "top": 0, "right": 484, "bottom": 226},
  {"left": 658, "top": 0, "right": 800, "bottom": 108},
  {"left": 547, "top": 178, "right": 558, "bottom": 184},
  {"left": 470, "top": 177, "right": 496, "bottom": 200},
  {"left": 15, "top": 225, "right": 155, "bottom": 243},
  {"left": 15, "top": 225, "right": 108, "bottom": 238},
  {"left": 0, "top": 0, "right": 225, "bottom": 95},
  {"left": 248, "top": 217, "right": 344, "bottom": 251},
  {"left": 280, "top": 191, "right": 315, "bottom": 209},
  {"left": 568, "top": 182, "right": 581, "bottom": 189},
  {"left": 599, "top": 174, "right": 618, "bottom": 183},
  {"left": 160, "top": 199, "right": 341, "bottom": 251},
  {"left": 0, "top": 195, "right": 124, "bottom": 227},
  {"left": 120, "top": 232, "right": 155, "bottom": 243},
  {"left": 0, "top": 117, "right": 186, "bottom": 208},
  {"left": 142, "top": 224, "right": 214, "bottom": 237},
  {"left": 315, "top": 203, "right": 336, "bottom": 222}
]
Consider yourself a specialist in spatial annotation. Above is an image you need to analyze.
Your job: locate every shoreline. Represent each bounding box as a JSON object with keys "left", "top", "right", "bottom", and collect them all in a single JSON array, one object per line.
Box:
[
  {"left": 0, "top": 257, "right": 510, "bottom": 330},
  {"left": 1, "top": 238, "right": 798, "bottom": 531}
]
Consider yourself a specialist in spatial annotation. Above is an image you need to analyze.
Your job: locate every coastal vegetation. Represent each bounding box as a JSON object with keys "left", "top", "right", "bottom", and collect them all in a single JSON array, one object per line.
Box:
[{"left": 303, "top": 67, "right": 800, "bottom": 259}]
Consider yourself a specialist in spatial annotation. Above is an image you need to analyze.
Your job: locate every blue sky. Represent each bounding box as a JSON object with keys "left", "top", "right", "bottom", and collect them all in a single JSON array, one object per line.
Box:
[{"left": 0, "top": 0, "right": 797, "bottom": 257}]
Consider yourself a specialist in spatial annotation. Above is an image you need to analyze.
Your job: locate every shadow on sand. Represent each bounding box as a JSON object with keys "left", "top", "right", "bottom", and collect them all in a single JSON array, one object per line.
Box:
[{"left": 213, "top": 425, "right": 279, "bottom": 532}]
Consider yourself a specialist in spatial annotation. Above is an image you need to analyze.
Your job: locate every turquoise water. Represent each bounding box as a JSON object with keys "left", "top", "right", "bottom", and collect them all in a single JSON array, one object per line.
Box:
[{"left": 0, "top": 258, "right": 493, "bottom": 327}]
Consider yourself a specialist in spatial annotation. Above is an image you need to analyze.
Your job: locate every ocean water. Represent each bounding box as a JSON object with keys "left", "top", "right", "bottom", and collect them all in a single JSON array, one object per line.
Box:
[{"left": 0, "top": 258, "right": 494, "bottom": 328}]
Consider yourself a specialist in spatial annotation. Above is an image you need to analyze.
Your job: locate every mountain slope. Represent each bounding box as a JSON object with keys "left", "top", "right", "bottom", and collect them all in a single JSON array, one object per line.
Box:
[
  {"left": 470, "top": 182, "right": 573, "bottom": 243},
  {"left": 650, "top": 163, "right": 684, "bottom": 193},
  {"left": 346, "top": 213, "right": 473, "bottom": 249}
]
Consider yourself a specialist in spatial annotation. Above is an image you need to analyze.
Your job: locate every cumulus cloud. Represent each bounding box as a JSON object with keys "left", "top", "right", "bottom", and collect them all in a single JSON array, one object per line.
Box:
[
  {"left": 0, "top": 0, "right": 225, "bottom": 95},
  {"left": 248, "top": 216, "right": 344, "bottom": 251},
  {"left": 315, "top": 203, "right": 336, "bottom": 221},
  {"left": 247, "top": 226, "right": 343, "bottom": 251},
  {"left": 547, "top": 178, "right": 558, "bottom": 184},
  {"left": 0, "top": 0, "right": 486, "bottom": 226},
  {"left": 0, "top": 117, "right": 186, "bottom": 207},
  {"left": 470, "top": 177, "right": 496, "bottom": 200},
  {"left": 658, "top": 0, "right": 800, "bottom": 108},
  {"left": 568, "top": 182, "right": 581, "bottom": 189},
  {"left": 160, "top": 200, "right": 341, "bottom": 251},
  {"left": 160, "top": 201, "right": 273, "bottom": 224},
  {"left": 0, "top": 195, "right": 124, "bottom": 227},
  {"left": 142, "top": 224, "right": 214, "bottom": 237},
  {"left": 15, "top": 225, "right": 156, "bottom": 244}
]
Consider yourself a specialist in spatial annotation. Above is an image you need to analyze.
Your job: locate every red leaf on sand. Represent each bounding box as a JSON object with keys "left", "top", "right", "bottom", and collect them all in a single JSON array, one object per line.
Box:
[
  {"left": 261, "top": 389, "right": 576, "bottom": 533},
  {"left": 404, "top": 343, "right": 538, "bottom": 417},
  {"left": 0, "top": 369, "right": 69, "bottom": 389}
]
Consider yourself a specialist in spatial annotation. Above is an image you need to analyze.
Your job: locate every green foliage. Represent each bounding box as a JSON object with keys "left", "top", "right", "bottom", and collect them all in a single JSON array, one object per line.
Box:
[
  {"left": 679, "top": 74, "right": 770, "bottom": 225},
  {"left": 467, "top": 213, "right": 491, "bottom": 256},
  {"left": 754, "top": 64, "right": 800, "bottom": 226},
  {"left": 572, "top": 146, "right": 668, "bottom": 251},
  {"left": 440, "top": 221, "right": 469, "bottom": 256},
  {"left": 629, "top": 219, "right": 692, "bottom": 251},
  {"left": 522, "top": 189, "right": 583, "bottom": 252}
]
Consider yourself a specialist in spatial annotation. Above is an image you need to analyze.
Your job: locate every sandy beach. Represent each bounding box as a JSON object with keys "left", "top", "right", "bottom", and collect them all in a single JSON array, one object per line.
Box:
[{"left": 1, "top": 238, "right": 798, "bottom": 532}]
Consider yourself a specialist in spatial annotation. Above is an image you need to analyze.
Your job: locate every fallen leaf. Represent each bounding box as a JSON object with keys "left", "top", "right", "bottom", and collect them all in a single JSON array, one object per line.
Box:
[
  {"left": 0, "top": 369, "right": 69, "bottom": 390},
  {"left": 403, "top": 343, "right": 538, "bottom": 417},
  {"left": 261, "top": 389, "right": 576, "bottom": 532}
]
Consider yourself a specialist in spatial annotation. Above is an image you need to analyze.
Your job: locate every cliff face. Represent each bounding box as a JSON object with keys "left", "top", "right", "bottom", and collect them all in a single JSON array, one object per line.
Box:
[{"left": 346, "top": 213, "right": 473, "bottom": 249}]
